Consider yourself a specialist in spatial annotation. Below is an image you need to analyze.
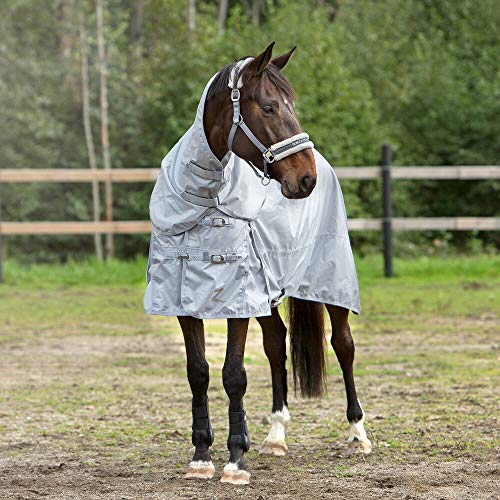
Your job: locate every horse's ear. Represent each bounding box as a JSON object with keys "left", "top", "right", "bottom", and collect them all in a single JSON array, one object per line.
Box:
[
  {"left": 245, "top": 41, "right": 275, "bottom": 78},
  {"left": 271, "top": 46, "right": 296, "bottom": 71}
]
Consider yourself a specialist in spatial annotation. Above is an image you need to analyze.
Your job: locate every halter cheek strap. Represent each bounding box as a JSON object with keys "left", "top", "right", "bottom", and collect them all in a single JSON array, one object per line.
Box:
[{"left": 227, "top": 58, "right": 314, "bottom": 185}]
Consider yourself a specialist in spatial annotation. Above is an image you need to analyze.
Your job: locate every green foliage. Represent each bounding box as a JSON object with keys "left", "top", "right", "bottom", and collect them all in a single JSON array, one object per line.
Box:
[{"left": 0, "top": 0, "right": 498, "bottom": 262}]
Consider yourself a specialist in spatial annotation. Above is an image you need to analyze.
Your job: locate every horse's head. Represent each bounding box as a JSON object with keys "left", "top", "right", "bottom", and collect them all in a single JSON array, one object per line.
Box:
[{"left": 204, "top": 42, "right": 317, "bottom": 199}]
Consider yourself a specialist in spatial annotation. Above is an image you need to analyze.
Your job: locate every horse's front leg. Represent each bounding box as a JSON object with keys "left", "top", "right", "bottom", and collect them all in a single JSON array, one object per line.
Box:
[
  {"left": 257, "top": 308, "right": 290, "bottom": 456},
  {"left": 220, "top": 318, "right": 251, "bottom": 485},
  {"left": 178, "top": 316, "right": 215, "bottom": 479},
  {"left": 326, "top": 305, "right": 372, "bottom": 454}
]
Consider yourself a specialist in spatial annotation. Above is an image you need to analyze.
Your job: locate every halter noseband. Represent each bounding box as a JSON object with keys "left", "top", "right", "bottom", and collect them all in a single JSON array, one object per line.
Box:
[{"left": 227, "top": 58, "right": 314, "bottom": 185}]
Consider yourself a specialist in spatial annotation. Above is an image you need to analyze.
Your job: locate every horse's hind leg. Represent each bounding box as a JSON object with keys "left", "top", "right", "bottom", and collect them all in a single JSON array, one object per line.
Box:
[
  {"left": 178, "top": 316, "right": 215, "bottom": 479},
  {"left": 220, "top": 318, "right": 251, "bottom": 485},
  {"left": 257, "top": 308, "right": 290, "bottom": 456},
  {"left": 326, "top": 305, "right": 372, "bottom": 454}
]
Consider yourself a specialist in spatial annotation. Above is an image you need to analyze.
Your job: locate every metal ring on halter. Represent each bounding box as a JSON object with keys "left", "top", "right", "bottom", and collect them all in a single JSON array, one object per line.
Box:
[{"left": 261, "top": 160, "right": 272, "bottom": 186}]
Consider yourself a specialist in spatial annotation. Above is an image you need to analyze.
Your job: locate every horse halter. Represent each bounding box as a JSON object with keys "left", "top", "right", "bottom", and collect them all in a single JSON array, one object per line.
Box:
[{"left": 227, "top": 58, "right": 314, "bottom": 185}]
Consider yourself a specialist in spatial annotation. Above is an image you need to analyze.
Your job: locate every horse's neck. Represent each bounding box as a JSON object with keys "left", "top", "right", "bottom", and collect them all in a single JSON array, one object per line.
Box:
[{"left": 203, "top": 98, "right": 229, "bottom": 161}]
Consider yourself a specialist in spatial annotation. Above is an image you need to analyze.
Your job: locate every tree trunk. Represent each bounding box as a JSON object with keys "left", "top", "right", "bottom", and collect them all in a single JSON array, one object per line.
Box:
[
  {"left": 96, "top": 0, "right": 114, "bottom": 259},
  {"left": 218, "top": 0, "right": 229, "bottom": 35},
  {"left": 79, "top": 14, "right": 103, "bottom": 262},
  {"left": 251, "top": 0, "right": 261, "bottom": 26},
  {"left": 188, "top": 0, "right": 196, "bottom": 34},
  {"left": 129, "top": 0, "right": 144, "bottom": 43},
  {"left": 58, "top": 0, "right": 77, "bottom": 92},
  {"left": 128, "top": 0, "right": 144, "bottom": 63}
]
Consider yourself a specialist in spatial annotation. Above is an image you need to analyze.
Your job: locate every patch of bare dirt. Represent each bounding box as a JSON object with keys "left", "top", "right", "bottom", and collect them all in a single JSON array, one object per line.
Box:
[
  {"left": 0, "top": 457, "right": 498, "bottom": 499},
  {"left": 1, "top": 294, "right": 498, "bottom": 499}
]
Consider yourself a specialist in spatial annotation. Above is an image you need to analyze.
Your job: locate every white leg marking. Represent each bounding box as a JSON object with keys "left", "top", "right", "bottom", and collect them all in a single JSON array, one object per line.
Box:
[
  {"left": 222, "top": 462, "right": 240, "bottom": 473},
  {"left": 347, "top": 400, "right": 372, "bottom": 454},
  {"left": 267, "top": 406, "right": 290, "bottom": 442},
  {"left": 259, "top": 406, "right": 290, "bottom": 456},
  {"left": 188, "top": 460, "right": 215, "bottom": 470}
]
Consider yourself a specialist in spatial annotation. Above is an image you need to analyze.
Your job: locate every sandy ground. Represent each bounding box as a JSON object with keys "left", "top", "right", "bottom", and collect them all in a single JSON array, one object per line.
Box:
[{"left": 0, "top": 284, "right": 498, "bottom": 499}]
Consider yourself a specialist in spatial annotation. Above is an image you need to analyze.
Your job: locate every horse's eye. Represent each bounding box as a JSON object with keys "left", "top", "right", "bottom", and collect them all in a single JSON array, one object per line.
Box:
[{"left": 262, "top": 105, "right": 274, "bottom": 114}]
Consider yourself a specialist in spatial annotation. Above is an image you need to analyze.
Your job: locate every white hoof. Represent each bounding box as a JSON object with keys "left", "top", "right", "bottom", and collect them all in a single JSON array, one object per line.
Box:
[
  {"left": 347, "top": 437, "right": 372, "bottom": 455},
  {"left": 259, "top": 439, "right": 288, "bottom": 456},
  {"left": 220, "top": 462, "right": 251, "bottom": 485},
  {"left": 185, "top": 460, "right": 215, "bottom": 480}
]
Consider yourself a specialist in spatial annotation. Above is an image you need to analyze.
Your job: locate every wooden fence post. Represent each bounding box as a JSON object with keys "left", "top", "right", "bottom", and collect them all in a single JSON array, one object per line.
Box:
[
  {"left": 97, "top": 0, "right": 114, "bottom": 259},
  {"left": 0, "top": 187, "right": 3, "bottom": 283},
  {"left": 381, "top": 144, "right": 393, "bottom": 277}
]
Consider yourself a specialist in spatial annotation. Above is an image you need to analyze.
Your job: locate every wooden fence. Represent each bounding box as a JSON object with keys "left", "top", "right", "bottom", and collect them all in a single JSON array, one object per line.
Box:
[{"left": 0, "top": 145, "right": 499, "bottom": 278}]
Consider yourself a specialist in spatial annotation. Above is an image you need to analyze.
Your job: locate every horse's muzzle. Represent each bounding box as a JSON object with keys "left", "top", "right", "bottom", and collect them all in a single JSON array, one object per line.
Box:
[{"left": 282, "top": 175, "right": 317, "bottom": 199}]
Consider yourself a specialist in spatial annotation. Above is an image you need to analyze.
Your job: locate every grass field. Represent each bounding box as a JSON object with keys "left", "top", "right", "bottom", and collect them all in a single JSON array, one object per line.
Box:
[{"left": 0, "top": 256, "right": 498, "bottom": 499}]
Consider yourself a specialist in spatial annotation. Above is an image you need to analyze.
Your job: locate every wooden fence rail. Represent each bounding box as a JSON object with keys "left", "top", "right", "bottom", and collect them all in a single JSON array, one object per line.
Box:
[
  {"left": 1, "top": 217, "right": 498, "bottom": 235},
  {"left": 0, "top": 145, "right": 499, "bottom": 279},
  {"left": 1, "top": 165, "right": 499, "bottom": 182}
]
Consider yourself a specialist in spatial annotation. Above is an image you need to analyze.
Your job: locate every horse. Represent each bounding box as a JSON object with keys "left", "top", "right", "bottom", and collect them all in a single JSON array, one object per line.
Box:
[{"left": 144, "top": 42, "right": 371, "bottom": 485}]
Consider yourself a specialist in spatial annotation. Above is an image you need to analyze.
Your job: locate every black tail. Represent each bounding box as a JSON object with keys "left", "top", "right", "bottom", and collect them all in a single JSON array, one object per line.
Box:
[{"left": 288, "top": 297, "right": 327, "bottom": 398}]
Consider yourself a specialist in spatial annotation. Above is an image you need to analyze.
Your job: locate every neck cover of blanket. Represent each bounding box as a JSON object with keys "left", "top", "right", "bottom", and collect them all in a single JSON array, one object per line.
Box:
[{"left": 144, "top": 71, "right": 361, "bottom": 318}]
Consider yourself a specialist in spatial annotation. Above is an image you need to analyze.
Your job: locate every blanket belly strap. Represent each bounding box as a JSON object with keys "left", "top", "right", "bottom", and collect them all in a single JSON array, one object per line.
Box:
[{"left": 154, "top": 248, "right": 242, "bottom": 263}]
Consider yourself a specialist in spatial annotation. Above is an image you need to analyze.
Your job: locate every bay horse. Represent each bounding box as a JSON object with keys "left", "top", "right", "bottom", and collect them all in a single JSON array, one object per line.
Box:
[{"left": 146, "top": 42, "right": 371, "bottom": 485}]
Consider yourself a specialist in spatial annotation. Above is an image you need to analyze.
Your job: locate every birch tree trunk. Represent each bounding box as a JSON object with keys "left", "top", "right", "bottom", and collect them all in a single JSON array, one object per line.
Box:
[
  {"left": 218, "top": 0, "right": 229, "bottom": 35},
  {"left": 79, "top": 14, "right": 103, "bottom": 262},
  {"left": 96, "top": 0, "right": 114, "bottom": 259},
  {"left": 188, "top": 0, "right": 196, "bottom": 34}
]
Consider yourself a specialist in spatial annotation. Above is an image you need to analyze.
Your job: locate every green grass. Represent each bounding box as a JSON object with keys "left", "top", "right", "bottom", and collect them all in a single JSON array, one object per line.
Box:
[
  {"left": 0, "top": 254, "right": 498, "bottom": 481},
  {"left": 2, "top": 254, "right": 498, "bottom": 289},
  {"left": 1, "top": 256, "right": 148, "bottom": 289}
]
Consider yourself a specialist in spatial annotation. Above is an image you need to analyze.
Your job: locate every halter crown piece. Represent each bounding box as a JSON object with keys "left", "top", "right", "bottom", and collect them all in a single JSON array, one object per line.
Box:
[{"left": 227, "top": 58, "right": 314, "bottom": 185}]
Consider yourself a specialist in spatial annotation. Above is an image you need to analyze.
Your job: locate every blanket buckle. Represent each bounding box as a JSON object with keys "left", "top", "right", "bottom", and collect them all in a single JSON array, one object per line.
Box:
[
  {"left": 211, "top": 217, "right": 226, "bottom": 227},
  {"left": 210, "top": 254, "right": 225, "bottom": 264}
]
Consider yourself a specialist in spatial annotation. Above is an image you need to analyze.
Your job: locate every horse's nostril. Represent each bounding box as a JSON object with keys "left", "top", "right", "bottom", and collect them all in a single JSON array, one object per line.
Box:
[{"left": 299, "top": 174, "right": 314, "bottom": 192}]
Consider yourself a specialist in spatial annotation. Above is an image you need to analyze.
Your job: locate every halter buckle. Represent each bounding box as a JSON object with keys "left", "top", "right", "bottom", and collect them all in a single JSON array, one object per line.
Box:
[
  {"left": 263, "top": 149, "right": 275, "bottom": 163},
  {"left": 231, "top": 89, "right": 240, "bottom": 102}
]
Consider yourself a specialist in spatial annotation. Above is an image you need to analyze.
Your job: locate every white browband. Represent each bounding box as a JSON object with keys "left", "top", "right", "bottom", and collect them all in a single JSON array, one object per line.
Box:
[{"left": 226, "top": 58, "right": 314, "bottom": 185}]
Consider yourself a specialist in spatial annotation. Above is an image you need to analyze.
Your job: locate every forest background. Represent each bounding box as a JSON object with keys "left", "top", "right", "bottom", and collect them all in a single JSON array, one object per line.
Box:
[{"left": 1, "top": 0, "right": 498, "bottom": 262}]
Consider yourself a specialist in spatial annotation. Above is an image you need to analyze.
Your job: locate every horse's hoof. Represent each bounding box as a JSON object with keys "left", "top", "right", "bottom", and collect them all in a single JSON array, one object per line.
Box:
[
  {"left": 185, "top": 460, "right": 215, "bottom": 480},
  {"left": 347, "top": 437, "right": 372, "bottom": 455},
  {"left": 259, "top": 439, "right": 288, "bottom": 456},
  {"left": 220, "top": 466, "right": 251, "bottom": 485}
]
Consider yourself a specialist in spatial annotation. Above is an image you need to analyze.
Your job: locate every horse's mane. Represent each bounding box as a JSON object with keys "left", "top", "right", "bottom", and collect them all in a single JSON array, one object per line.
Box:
[{"left": 206, "top": 58, "right": 296, "bottom": 102}]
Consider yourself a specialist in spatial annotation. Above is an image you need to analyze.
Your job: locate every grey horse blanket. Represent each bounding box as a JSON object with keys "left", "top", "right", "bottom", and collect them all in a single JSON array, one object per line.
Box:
[{"left": 144, "top": 74, "right": 360, "bottom": 318}]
